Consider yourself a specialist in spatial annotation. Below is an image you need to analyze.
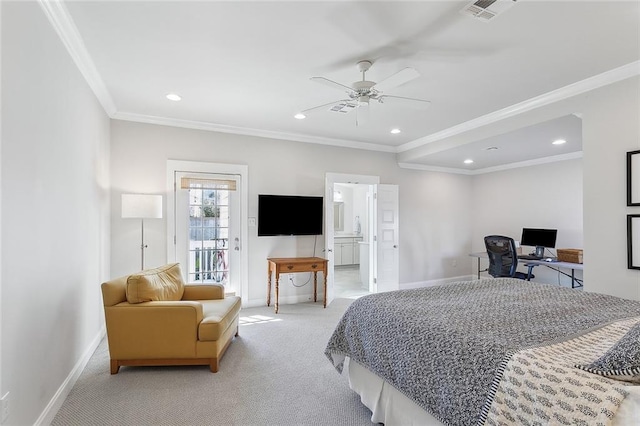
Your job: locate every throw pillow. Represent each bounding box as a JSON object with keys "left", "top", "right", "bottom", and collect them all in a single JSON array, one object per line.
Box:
[{"left": 126, "top": 263, "right": 185, "bottom": 303}]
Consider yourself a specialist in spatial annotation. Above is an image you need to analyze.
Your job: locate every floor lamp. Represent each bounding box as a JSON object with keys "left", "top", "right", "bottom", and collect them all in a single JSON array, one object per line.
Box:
[{"left": 122, "top": 194, "right": 163, "bottom": 270}]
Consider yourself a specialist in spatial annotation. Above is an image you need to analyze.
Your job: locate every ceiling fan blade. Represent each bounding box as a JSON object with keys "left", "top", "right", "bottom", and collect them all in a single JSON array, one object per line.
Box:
[
  {"left": 377, "top": 95, "right": 431, "bottom": 109},
  {"left": 323, "top": 2, "right": 464, "bottom": 72},
  {"left": 300, "top": 99, "right": 355, "bottom": 115},
  {"left": 310, "top": 77, "right": 353, "bottom": 93},
  {"left": 372, "top": 67, "right": 420, "bottom": 92}
]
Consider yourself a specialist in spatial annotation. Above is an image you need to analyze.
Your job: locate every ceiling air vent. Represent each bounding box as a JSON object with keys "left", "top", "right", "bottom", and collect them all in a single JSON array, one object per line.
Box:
[{"left": 461, "top": 0, "right": 516, "bottom": 21}]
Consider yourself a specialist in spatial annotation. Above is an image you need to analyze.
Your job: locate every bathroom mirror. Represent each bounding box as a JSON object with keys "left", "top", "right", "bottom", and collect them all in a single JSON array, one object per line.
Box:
[{"left": 334, "top": 202, "right": 344, "bottom": 231}]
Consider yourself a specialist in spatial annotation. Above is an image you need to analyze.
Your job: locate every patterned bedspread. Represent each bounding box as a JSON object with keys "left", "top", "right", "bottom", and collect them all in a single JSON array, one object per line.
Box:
[
  {"left": 487, "top": 317, "right": 640, "bottom": 426},
  {"left": 324, "top": 279, "right": 640, "bottom": 426}
]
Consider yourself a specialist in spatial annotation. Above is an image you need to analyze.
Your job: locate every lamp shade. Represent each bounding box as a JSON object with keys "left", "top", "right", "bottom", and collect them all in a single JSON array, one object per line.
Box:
[{"left": 121, "top": 194, "right": 163, "bottom": 219}]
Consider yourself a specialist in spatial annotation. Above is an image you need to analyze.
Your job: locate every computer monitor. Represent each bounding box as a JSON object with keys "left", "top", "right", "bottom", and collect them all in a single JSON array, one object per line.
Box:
[{"left": 521, "top": 228, "right": 557, "bottom": 257}]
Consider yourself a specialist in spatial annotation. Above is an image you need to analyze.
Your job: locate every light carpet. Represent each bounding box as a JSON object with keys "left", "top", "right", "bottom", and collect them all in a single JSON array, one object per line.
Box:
[{"left": 52, "top": 298, "right": 374, "bottom": 426}]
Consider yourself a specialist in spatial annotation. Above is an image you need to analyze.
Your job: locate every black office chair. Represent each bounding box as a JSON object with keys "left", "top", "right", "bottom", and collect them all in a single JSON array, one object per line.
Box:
[{"left": 484, "top": 235, "right": 534, "bottom": 280}]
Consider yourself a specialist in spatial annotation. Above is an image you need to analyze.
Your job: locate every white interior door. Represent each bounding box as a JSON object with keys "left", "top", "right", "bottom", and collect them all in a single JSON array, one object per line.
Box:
[
  {"left": 324, "top": 176, "right": 336, "bottom": 306},
  {"left": 374, "top": 184, "right": 399, "bottom": 293}
]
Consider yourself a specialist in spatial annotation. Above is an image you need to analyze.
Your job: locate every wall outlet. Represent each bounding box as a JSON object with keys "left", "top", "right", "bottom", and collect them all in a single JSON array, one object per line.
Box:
[
  {"left": 451, "top": 259, "right": 458, "bottom": 267},
  {"left": 288, "top": 273, "right": 294, "bottom": 281},
  {"left": 1, "top": 392, "right": 9, "bottom": 423},
  {"left": 248, "top": 217, "right": 256, "bottom": 227}
]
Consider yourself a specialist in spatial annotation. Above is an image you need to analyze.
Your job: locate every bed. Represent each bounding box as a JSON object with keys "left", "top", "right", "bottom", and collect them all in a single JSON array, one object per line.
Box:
[{"left": 325, "top": 278, "right": 640, "bottom": 426}]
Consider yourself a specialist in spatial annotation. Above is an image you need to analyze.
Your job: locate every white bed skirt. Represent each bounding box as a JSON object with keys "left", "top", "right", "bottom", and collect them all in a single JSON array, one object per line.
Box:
[{"left": 346, "top": 357, "right": 640, "bottom": 426}]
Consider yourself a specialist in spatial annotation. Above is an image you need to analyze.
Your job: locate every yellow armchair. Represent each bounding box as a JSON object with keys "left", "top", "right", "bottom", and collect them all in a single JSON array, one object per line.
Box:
[{"left": 101, "top": 263, "right": 241, "bottom": 374}]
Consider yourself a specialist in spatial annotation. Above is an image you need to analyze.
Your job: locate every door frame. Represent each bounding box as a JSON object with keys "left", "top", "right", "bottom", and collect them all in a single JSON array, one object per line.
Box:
[
  {"left": 325, "top": 173, "right": 380, "bottom": 305},
  {"left": 167, "top": 160, "right": 248, "bottom": 304}
]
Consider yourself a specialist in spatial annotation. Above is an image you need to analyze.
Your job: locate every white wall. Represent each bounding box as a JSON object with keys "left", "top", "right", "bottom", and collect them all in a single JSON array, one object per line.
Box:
[
  {"left": 397, "top": 169, "right": 476, "bottom": 281},
  {"left": 109, "top": 120, "right": 473, "bottom": 305},
  {"left": 1, "top": 3, "right": 110, "bottom": 424},
  {"left": 583, "top": 77, "right": 640, "bottom": 300},
  {"left": 471, "top": 159, "right": 583, "bottom": 286}
]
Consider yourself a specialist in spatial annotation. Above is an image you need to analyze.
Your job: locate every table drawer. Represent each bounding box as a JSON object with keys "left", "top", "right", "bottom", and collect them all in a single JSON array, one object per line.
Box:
[{"left": 281, "top": 262, "right": 322, "bottom": 272}]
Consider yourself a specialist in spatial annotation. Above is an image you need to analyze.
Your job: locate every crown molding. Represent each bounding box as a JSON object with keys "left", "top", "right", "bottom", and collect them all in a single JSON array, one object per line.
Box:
[
  {"left": 472, "top": 151, "right": 583, "bottom": 175},
  {"left": 399, "top": 151, "right": 583, "bottom": 175},
  {"left": 397, "top": 163, "right": 475, "bottom": 175},
  {"left": 38, "top": 0, "right": 117, "bottom": 116},
  {"left": 397, "top": 61, "right": 640, "bottom": 153},
  {"left": 112, "top": 111, "right": 396, "bottom": 153}
]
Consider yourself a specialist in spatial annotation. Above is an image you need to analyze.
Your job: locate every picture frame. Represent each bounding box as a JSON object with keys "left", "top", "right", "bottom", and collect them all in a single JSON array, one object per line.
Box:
[
  {"left": 627, "top": 150, "right": 640, "bottom": 206},
  {"left": 628, "top": 214, "right": 640, "bottom": 270}
]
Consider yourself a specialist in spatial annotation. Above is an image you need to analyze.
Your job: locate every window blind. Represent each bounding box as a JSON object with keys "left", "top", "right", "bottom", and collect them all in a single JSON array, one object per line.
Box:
[{"left": 180, "top": 177, "right": 237, "bottom": 191}]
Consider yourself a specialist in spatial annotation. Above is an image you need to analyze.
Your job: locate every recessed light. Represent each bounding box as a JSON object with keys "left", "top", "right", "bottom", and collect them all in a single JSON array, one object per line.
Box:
[
  {"left": 166, "top": 93, "right": 181, "bottom": 101},
  {"left": 294, "top": 113, "right": 306, "bottom": 120},
  {"left": 464, "top": 159, "right": 474, "bottom": 164},
  {"left": 390, "top": 128, "right": 401, "bottom": 134},
  {"left": 552, "top": 139, "right": 567, "bottom": 145}
]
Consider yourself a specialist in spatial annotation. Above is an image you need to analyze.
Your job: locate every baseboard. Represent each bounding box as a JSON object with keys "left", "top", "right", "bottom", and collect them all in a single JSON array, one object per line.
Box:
[
  {"left": 35, "top": 327, "right": 106, "bottom": 425},
  {"left": 400, "top": 275, "right": 475, "bottom": 290}
]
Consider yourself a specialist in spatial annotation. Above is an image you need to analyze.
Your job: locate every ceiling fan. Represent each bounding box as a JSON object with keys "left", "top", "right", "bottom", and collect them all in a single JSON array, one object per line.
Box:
[{"left": 296, "top": 60, "right": 431, "bottom": 123}]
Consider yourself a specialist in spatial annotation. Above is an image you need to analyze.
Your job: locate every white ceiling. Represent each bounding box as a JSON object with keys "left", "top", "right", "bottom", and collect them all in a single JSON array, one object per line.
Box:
[
  {"left": 50, "top": 1, "right": 639, "bottom": 173},
  {"left": 407, "top": 114, "right": 584, "bottom": 172}
]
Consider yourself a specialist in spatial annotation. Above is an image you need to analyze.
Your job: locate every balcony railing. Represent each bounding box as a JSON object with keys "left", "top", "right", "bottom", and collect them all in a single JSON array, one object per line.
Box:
[{"left": 190, "top": 245, "right": 228, "bottom": 284}]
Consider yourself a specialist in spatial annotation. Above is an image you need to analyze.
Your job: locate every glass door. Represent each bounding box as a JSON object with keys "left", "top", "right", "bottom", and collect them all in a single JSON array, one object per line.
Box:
[{"left": 175, "top": 172, "right": 241, "bottom": 294}]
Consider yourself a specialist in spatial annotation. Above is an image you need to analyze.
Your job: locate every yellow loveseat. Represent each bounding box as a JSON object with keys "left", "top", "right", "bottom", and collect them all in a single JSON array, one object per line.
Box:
[{"left": 101, "top": 263, "right": 241, "bottom": 374}]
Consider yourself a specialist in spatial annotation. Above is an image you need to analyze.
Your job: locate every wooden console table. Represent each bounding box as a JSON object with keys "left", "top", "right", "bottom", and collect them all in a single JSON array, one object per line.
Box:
[{"left": 267, "top": 257, "right": 328, "bottom": 314}]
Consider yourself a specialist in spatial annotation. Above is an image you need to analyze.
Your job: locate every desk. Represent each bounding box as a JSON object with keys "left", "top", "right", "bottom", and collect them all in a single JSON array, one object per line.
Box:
[
  {"left": 469, "top": 252, "right": 584, "bottom": 288},
  {"left": 267, "top": 257, "right": 328, "bottom": 314}
]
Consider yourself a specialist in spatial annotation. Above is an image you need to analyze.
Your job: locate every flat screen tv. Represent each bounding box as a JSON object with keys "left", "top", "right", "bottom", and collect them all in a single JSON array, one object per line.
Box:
[{"left": 258, "top": 194, "right": 323, "bottom": 236}]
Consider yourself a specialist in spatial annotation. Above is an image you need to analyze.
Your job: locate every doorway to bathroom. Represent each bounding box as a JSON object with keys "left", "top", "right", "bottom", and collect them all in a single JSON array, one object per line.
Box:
[
  {"left": 324, "top": 172, "right": 399, "bottom": 306},
  {"left": 333, "top": 183, "right": 371, "bottom": 299}
]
